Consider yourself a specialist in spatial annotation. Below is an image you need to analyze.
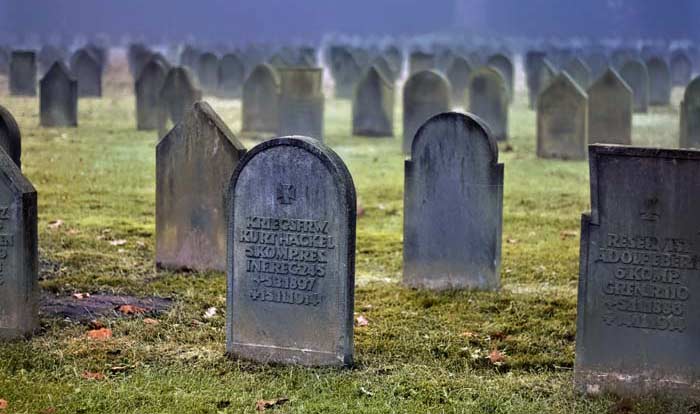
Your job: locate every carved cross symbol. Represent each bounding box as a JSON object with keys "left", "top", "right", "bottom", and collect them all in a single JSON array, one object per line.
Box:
[
  {"left": 277, "top": 184, "right": 296, "bottom": 205},
  {"left": 640, "top": 197, "right": 660, "bottom": 222}
]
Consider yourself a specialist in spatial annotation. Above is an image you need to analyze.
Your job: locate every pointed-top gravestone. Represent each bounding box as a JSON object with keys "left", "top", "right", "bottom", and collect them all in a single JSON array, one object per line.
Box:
[
  {"left": 0, "top": 145, "right": 38, "bottom": 340},
  {"left": 219, "top": 53, "right": 246, "bottom": 99},
  {"left": 70, "top": 48, "right": 102, "bottom": 97},
  {"left": 619, "top": 60, "right": 649, "bottom": 113},
  {"left": 241, "top": 64, "right": 280, "bottom": 134},
  {"left": 157, "top": 67, "right": 202, "bottom": 137},
  {"left": 680, "top": 77, "right": 700, "bottom": 149},
  {"left": 352, "top": 66, "right": 394, "bottom": 137},
  {"left": 645, "top": 57, "right": 671, "bottom": 106},
  {"left": 487, "top": 53, "right": 514, "bottom": 101},
  {"left": 563, "top": 57, "right": 592, "bottom": 89},
  {"left": 467, "top": 67, "right": 509, "bottom": 141},
  {"left": 671, "top": 50, "right": 693, "bottom": 87},
  {"left": 135, "top": 58, "right": 167, "bottom": 130},
  {"left": 537, "top": 72, "right": 588, "bottom": 160},
  {"left": 409, "top": 51, "right": 435, "bottom": 74},
  {"left": 10, "top": 50, "right": 37, "bottom": 96},
  {"left": 587, "top": 68, "right": 632, "bottom": 146},
  {"left": 40, "top": 61, "right": 78, "bottom": 128},
  {"left": 0, "top": 105, "right": 21, "bottom": 168},
  {"left": 404, "top": 112, "right": 503, "bottom": 290},
  {"left": 226, "top": 136, "right": 356, "bottom": 366},
  {"left": 156, "top": 101, "right": 246, "bottom": 271},
  {"left": 197, "top": 52, "right": 220, "bottom": 95},
  {"left": 576, "top": 144, "right": 700, "bottom": 399},
  {"left": 402, "top": 70, "right": 451, "bottom": 153},
  {"left": 277, "top": 68, "right": 325, "bottom": 141},
  {"left": 446, "top": 56, "right": 472, "bottom": 104}
]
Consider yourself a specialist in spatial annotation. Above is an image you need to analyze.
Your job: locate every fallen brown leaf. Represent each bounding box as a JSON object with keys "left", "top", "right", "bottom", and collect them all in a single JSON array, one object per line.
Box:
[
  {"left": 81, "top": 371, "right": 105, "bottom": 380},
  {"left": 143, "top": 318, "right": 159, "bottom": 325},
  {"left": 0, "top": 399, "right": 7, "bottom": 410},
  {"left": 255, "top": 398, "right": 289, "bottom": 411},
  {"left": 488, "top": 349, "right": 505, "bottom": 365},
  {"left": 460, "top": 331, "right": 475, "bottom": 338},
  {"left": 87, "top": 327, "right": 112, "bottom": 340},
  {"left": 356, "top": 315, "right": 369, "bottom": 327},
  {"left": 116, "top": 304, "right": 148, "bottom": 315}
]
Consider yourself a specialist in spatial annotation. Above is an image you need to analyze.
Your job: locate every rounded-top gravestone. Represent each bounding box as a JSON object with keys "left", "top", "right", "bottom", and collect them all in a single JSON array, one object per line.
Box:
[
  {"left": 619, "top": 59, "right": 650, "bottom": 113},
  {"left": 467, "top": 67, "right": 509, "bottom": 142},
  {"left": 446, "top": 56, "right": 472, "bottom": 105},
  {"left": 157, "top": 66, "right": 202, "bottom": 137},
  {"left": 402, "top": 69, "right": 451, "bottom": 153},
  {"left": 0, "top": 105, "right": 21, "bottom": 167},
  {"left": 241, "top": 64, "right": 280, "bottom": 135},
  {"left": 352, "top": 66, "right": 394, "bottom": 137},
  {"left": 680, "top": 76, "right": 700, "bottom": 149},
  {"left": 70, "top": 48, "right": 102, "bottom": 97},
  {"left": 671, "top": 50, "right": 693, "bottom": 87},
  {"left": 136, "top": 58, "right": 168, "bottom": 130},
  {"left": 645, "top": 57, "right": 671, "bottom": 106},
  {"left": 219, "top": 53, "right": 246, "bottom": 99},
  {"left": 487, "top": 53, "right": 514, "bottom": 100}
]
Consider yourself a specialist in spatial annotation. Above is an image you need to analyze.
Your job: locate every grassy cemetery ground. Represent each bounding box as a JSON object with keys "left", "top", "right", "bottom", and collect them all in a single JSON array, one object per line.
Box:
[{"left": 0, "top": 64, "right": 693, "bottom": 413}]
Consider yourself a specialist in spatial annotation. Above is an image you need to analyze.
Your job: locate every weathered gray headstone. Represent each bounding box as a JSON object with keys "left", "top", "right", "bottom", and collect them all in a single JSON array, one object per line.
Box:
[
  {"left": 0, "top": 105, "right": 21, "bottom": 167},
  {"left": 402, "top": 70, "right": 450, "bottom": 153},
  {"left": 671, "top": 50, "right": 693, "bottom": 87},
  {"left": 40, "top": 61, "right": 78, "bottom": 128},
  {"left": 679, "top": 77, "right": 700, "bottom": 149},
  {"left": 10, "top": 51, "right": 37, "bottom": 96},
  {"left": 242, "top": 64, "right": 280, "bottom": 134},
  {"left": 156, "top": 101, "right": 246, "bottom": 271},
  {"left": 197, "top": 52, "right": 220, "bottom": 95},
  {"left": 0, "top": 146, "right": 38, "bottom": 340},
  {"left": 533, "top": 59, "right": 557, "bottom": 110},
  {"left": 383, "top": 46, "right": 403, "bottom": 76},
  {"left": 70, "top": 48, "right": 102, "bottom": 97},
  {"left": 180, "top": 45, "right": 201, "bottom": 70},
  {"left": 277, "top": 68, "right": 325, "bottom": 141},
  {"left": 409, "top": 51, "right": 435, "bottom": 74},
  {"left": 352, "top": 66, "right": 394, "bottom": 137},
  {"left": 537, "top": 73, "right": 588, "bottom": 160},
  {"left": 467, "top": 67, "right": 509, "bottom": 142},
  {"left": 487, "top": 53, "right": 514, "bottom": 100},
  {"left": 127, "top": 43, "right": 152, "bottom": 77},
  {"left": 219, "top": 53, "right": 246, "bottom": 99},
  {"left": 446, "top": 56, "right": 472, "bottom": 104},
  {"left": 576, "top": 144, "right": 700, "bottom": 398},
  {"left": 332, "top": 50, "right": 363, "bottom": 99},
  {"left": 563, "top": 57, "right": 592, "bottom": 89},
  {"left": 135, "top": 58, "right": 167, "bottom": 130},
  {"left": 587, "top": 68, "right": 632, "bottom": 146},
  {"left": 525, "top": 51, "right": 547, "bottom": 108},
  {"left": 619, "top": 60, "right": 649, "bottom": 113},
  {"left": 404, "top": 112, "right": 503, "bottom": 290},
  {"left": 226, "top": 136, "right": 356, "bottom": 366},
  {"left": 38, "top": 45, "right": 66, "bottom": 76},
  {"left": 157, "top": 67, "right": 202, "bottom": 137},
  {"left": 646, "top": 57, "right": 671, "bottom": 106}
]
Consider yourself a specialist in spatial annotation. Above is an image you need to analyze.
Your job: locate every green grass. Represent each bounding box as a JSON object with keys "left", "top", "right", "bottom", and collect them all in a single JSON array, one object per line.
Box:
[{"left": 0, "top": 67, "right": 696, "bottom": 413}]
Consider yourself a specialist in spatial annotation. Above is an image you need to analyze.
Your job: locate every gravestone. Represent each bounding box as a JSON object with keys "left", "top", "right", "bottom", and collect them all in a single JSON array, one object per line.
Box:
[
  {"left": 487, "top": 53, "right": 514, "bottom": 100},
  {"left": 226, "top": 136, "right": 356, "bottom": 366},
  {"left": 409, "top": 51, "right": 435, "bottom": 74},
  {"left": 525, "top": 51, "right": 547, "bottom": 108},
  {"left": 467, "top": 67, "right": 509, "bottom": 141},
  {"left": 70, "top": 49, "right": 102, "bottom": 97},
  {"left": 619, "top": 60, "right": 649, "bottom": 113},
  {"left": 219, "top": 53, "right": 246, "bottom": 99},
  {"left": 537, "top": 73, "right": 588, "bottom": 160},
  {"left": 38, "top": 45, "right": 66, "bottom": 76},
  {"left": 402, "top": 70, "right": 450, "bottom": 153},
  {"left": 576, "top": 144, "right": 700, "bottom": 398},
  {"left": 587, "top": 68, "right": 632, "bottom": 146},
  {"left": 403, "top": 112, "right": 502, "bottom": 290},
  {"left": 383, "top": 46, "right": 403, "bottom": 77},
  {"left": 671, "top": 50, "right": 693, "bottom": 87},
  {"left": 371, "top": 55, "right": 396, "bottom": 84},
  {"left": 646, "top": 57, "right": 671, "bottom": 106},
  {"left": 679, "top": 77, "right": 700, "bottom": 149},
  {"left": 533, "top": 59, "right": 557, "bottom": 110},
  {"left": 277, "top": 68, "right": 325, "bottom": 140},
  {"left": 241, "top": 64, "right": 280, "bottom": 134},
  {"left": 40, "top": 62, "right": 78, "bottom": 128},
  {"left": 446, "top": 56, "right": 472, "bottom": 104},
  {"left": 84, "top": 43, "right": 107, "bottom": 72},
  {"left": 197, "top": 52, "right": 220, "bottom": 95},
  {"left": 156, "top": 101, "right": 246, "bottom": 271},
  {"left": 612, "top": 48, "right": 639, "bottom": 70},
  {"left": 352, "top": 66, "right": 394, "bottom": 137},
  {"left": 0, "top": 105, "right": 21, "bottom": 167},
  {"left": 332, "top": 50, "right": 363, "bottom": 99},
  {"left": 586, "top": 51, "right": 609, "bottom": 79},
  {"left": 127, "top": 43, "right": 152, "bottom": 77},
  {"left": 563, "top": 57, "right": 592, "bottom": 89},
  {"left": 10, "top": 51, "right": 37, "bottom": 96},
  {"left": 0, "top": 48, "right": 8, "bottom": 74},
  {"left": 180, "top": 45, "right": 200, "bottom": 70},
  {"left": 135, "top": 58, "right": 167, "bottom": 130},
  {"left": 0, "top": 146, "right": 38, "bottom": 340},
  {"left": 157, "top": 67, "right": 202, "bottom": 137}
]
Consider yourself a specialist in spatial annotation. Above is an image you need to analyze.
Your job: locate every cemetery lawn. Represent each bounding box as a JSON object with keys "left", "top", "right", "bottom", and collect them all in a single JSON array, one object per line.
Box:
[{"left": 0, "top": 77, "right": 695, "bottom": 413}]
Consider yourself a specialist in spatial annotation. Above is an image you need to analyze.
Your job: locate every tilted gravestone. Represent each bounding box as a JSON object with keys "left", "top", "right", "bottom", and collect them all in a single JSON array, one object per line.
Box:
[
  {"left": 409, "top": 51, "right": 435, "bottom": 75},
  {"left": 404, "top": 112, "right": 503, "bottom": 290},
  {"left": 226, "top": 136, "right": 356, "bottom": 366},
  {"left": 646, "top": 57, "right": 671, "bottom": 106},
  {"left": 241, "top": 64, "right": 280, "bottom": 134},
  {"left": 157, "top": 67, "right": 202, "bottom": 137},
  {"left": 671, "top": 50, "right": 693, "bottom": 87},
  {"left": 219, "top": 53, "right": 246, "bottom": 99},
  {"left": 352, "top": 66, "right": 394, "bottom": 137},
  {"left": 197, "top": 52, "right": 220, "bottom": 95},
  {"left": 619, "top": 60, "right": 649, "bottom": 113},
  {"left": 70, "top": 49, "right": 102, "bottom": 97},
  {"left": 537, "top": 73, "right": 588, "bottom": 160},
  {"left": 40, "top": 61, "right": 78, "bottom": 128},
  {"left": 135, "top": 58, "right": 167, "bottom": 130},
  {"left": 10, "top": 50, "right": 37, "bottom": 96},
  {"left": 156, "top": 101, "right": 246, "bottom": 271},
  {"left": 402, "top": 70, "right": 451, "bottom": 153},
  {"left": 277, "top": 68, "right": 325, "bottom": 141},
  {"left": 587, "top": 68, "right": 632, "bottom": 146},
  {"left": 0, "top": 105, "right": 21, "bottom": 167},
  {"left": 467, "top": 67, "right": 509, "bottom": 142},
  {"left": 576, "top": 144, "right": 700, "bottom": 398},
  {"left": 487, "top": 53, "right": 514, "bottom": 100},
  {"left": 679, "top": 77, "right": 700, "bottom": 149},
  {"left": 446, "top": 56, "right": 472, "bottom": 104},
  {"left": 563, "top": 57, "right": 592, "bottom": 90},
  {"left": 0, "top": 146, "right": 38, "bottom": 340}
]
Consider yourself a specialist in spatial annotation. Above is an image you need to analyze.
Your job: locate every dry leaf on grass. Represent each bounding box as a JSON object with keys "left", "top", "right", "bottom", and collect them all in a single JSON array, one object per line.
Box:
[
  {"left": 356, "top": 315, "right": 369, "bottom": 327},
  {"left": 460, "top": 331, "right": 475, "bottom": 338},
  {"left": 488, "top": 349, "right": 505, "bottom": 365},
  {"left": 255, "top": 398, "right": 289, "bottom": 411},
  {"left": 0, "top": 399, "right": 7, "bottom": 410},
  {"left": 81, "top": 371, "right": 105, "bottom": 380},
  {"left": 87, "top": 327, "right": 112, "bottom": 340},
  {"left": 116, "top": 304, "right": 148, "bottom": 315},
  {"left": 143, "top": 318, "right": 159, "bottom": 325}
]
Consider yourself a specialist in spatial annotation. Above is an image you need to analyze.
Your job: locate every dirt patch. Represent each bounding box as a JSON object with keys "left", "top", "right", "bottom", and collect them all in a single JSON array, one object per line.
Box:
[{"left": 41, "top": 293, "right": 172, "bottom": 323}]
